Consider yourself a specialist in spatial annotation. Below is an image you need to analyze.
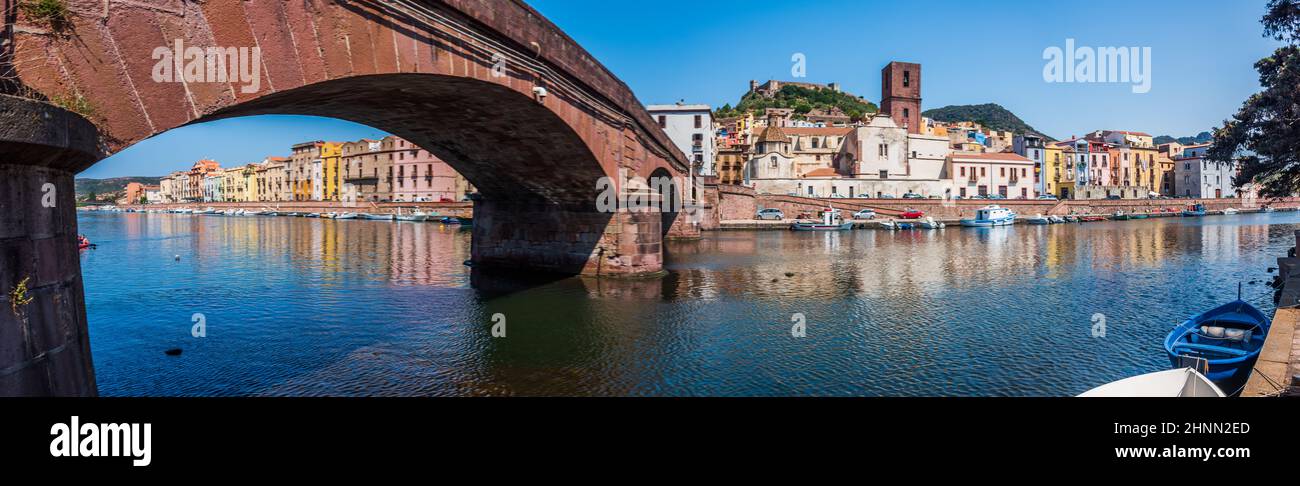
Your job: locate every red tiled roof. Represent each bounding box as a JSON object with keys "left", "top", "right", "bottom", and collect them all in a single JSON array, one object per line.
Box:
[{"left": 783, "top": 127, "right": 853, "bottom": 136}]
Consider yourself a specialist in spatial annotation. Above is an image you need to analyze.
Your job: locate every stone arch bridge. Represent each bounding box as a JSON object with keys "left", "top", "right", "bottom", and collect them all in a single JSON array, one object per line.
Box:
[{"left": 0, "top": 0, "right": 697, "bottom": 396}]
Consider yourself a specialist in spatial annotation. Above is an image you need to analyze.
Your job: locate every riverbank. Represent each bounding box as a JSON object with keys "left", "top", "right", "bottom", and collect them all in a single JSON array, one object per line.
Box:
[
  {"left": 1244, "top": 231, "right": 1300, "bottom": 397},
  {"left": 720, "top": 206, "right": 1294, "bottom": 230}
]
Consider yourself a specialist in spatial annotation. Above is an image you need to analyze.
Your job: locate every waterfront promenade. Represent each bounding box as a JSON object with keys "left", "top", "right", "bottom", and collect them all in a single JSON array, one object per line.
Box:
[{"left": 109, "top": 200, "right": 474, "bottom": 218}]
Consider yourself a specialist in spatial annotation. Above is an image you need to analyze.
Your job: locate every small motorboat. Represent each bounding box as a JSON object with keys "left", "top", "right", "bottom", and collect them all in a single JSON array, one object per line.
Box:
[
  {"left": 1064, "top": 215, "right": 1080, "bottom": 223},
  {"left": 1025, "top": 214, "right": 1051, "bottom": 225},
  {"left": 306, "top": 212, "right": 321, "bottom": 218},
  {"left": 1164, "top": 296, "right": 1270, "bottom": 396},
  {"left": 396, "top": 214, "right": 429, "bottom": 222},
  {"left": 1048, "top": 215, "right": 1066, "bottom": 224},
  {"left": 1261, "top": 205, "right": 1276, "bottom": 213},
  {"left": 914, "top": 216, "right": 945, "bottom": 229},
  {"left": 1113, "top": 211, "right": 1130, "bottom": 221},
  {"left": 362, "top": 213, "right": 394, "bottom": 220},
  {"left": 960, "top": 205, "right": 1016, "bottom": 227},
  {"left": 878, "top": 219, "right": 897, "bottom": 230},
  {"left": 1080, "top": 215, "right": 1107, "bottom": 222},
  {"left": 1078, "top": 368, "right": 1225, "bottom": 397},
  {"left": 1181, "top": 203, "right": 1207, "bottom": 217},
  {"left": 335, "top": 212, "right": 359, "bottom": 220},
  {"left": 244, "top": 210, "right": 262, "bottom": 216},
  {"left": 1130, "top": 213, "right": 1149, "bottom": 220},
  {"left": 1222, "top": 207, "right": 1239, "bottom": 215},
  {"left": 790, "top": 208, "right": 853, "bottom": 231}
]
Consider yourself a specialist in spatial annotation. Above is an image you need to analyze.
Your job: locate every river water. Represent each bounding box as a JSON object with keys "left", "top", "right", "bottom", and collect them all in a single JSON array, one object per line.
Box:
[{"left": 76, "top": 211, "right": 1295, "bottom": 396}]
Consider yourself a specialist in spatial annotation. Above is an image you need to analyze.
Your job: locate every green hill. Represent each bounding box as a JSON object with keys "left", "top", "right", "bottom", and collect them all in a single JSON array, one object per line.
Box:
[
  {"left": 715, "top": 84, "right": 877, "bottom": 121},
  {"left": 922, "top": 103, "right": 1053, "bottom": 141},
  {"left": 1154, "top": 132, "right": 1212, "bottom": 145},
  {"left": 75, "top": 176, "right": 161, "bottom": 202}
]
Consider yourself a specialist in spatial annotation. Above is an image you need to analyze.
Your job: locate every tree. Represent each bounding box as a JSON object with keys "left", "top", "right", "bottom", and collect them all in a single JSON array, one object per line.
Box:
[{"left": 1211, "top": 0, "right": 1300, "bottom": 198}]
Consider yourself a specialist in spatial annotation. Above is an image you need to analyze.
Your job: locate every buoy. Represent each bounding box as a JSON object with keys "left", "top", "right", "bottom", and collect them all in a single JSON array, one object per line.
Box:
[
  {"left": 784, "top": 272, "right": 795, "bottom": 277},
  {"left": 164, "top": 348, "right": 182, "bottom": 356},
  {"left": 174, "top": 255, "right": 180, "bottom": 261}
]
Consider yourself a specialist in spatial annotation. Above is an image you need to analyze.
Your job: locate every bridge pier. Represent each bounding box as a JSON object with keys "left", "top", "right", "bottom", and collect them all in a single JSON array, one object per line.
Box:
[
  {"left": 0, "top": 95, "right": 100, "bottom": 396},
  {"left": 471, "top": 199, "right": 665, "bottom": 277}
]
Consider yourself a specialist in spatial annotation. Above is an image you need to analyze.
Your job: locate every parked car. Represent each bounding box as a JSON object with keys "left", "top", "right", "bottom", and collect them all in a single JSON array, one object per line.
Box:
[
  {"left": 852, "top": 209, "right": 876, "bottom": 220},
  {"left": 756, "top": 208, "right": 784, "bottom": 220},
  {"left": 1037, "top": 194, "right": 1059, "bottom": 200},
  {"left": 1106, "top": 195, "right": 1122, "bottom": 200},
  {"left": 902, "top": 193, "right": 925, "bottom": 199},
  {"left": 901, "top": 208, "right": 925, "bottom": 219}
]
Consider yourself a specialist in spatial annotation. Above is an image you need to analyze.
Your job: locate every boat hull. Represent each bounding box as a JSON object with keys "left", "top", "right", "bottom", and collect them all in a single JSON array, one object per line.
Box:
[
  {"left": 960, "top": 217, "right": 1015, "bottom": 227},
  {"left": 791, "top": 222, "right": 854, "bottom": 231}
]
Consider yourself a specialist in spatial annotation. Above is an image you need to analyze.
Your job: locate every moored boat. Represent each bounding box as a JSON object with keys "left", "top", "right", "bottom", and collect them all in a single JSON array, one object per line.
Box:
[
  {"left": 1163, "top": 298, "right": 1270, "bottom": 396},
  {"left": 1221, "top": 207, "right": 1239, "bottom": 215},
  {"left": 1181, "top": 203, "right": 1207, "bottom": 217},
  {"left": 335, "top": 212, "right": 359, "bottom": 220},
  {"left": 1078, "top": 368, "right": 1225, "bottom": 397},
  {"left": 960, "top": 205, "right": 1016, "bottom": 227},
  {"left": 361, "top": 213, "right": 394, "bottom": 220},
  {"left": 1130, "top": 213, "right": 1149, "bottom": 220},
  {"left": 1048, "top": 215, "right": 1066, "bottom": 224},
  {"left": 1025, "top": 214, "right": 1050, "bottom": 225},
  {"left": 914, "top": 216, "right": 945, "bottom": 229},
  {"left": 790, "top": 208, "right": 853, "bottom": 231},
  {"left": 1113, "top": 211, "right": 1130, "bottom": 221}
]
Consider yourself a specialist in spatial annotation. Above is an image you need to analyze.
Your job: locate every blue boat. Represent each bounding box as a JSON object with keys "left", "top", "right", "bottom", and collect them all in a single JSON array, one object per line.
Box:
[
  {"left": 960, "top": 205, "right": 1016, "bottom": 227},
  {"left": 1181, "top": 203, "right": 1207, "bottom": 217},
  {"left": 1163, "top": 298, "right": 1270, "bottom": 396}
]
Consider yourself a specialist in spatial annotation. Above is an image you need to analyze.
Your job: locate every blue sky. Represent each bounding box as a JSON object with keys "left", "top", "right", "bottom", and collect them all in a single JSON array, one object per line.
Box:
[{"left": 85, "top": 0, "right": 1281, "bottom": 178}]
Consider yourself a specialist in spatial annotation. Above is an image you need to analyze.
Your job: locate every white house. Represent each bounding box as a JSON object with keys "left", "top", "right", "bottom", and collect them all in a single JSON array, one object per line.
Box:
[
  {"left": 647, "top": 102, "right": 716, "bottom": 176},
  {"left": 949, "top": 152, "right": 1038, "bottom": 199}
]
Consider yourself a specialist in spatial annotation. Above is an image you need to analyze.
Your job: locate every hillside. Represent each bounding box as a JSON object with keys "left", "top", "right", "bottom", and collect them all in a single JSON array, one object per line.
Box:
[
  {"left": 922, "top": 103, "right": 1053, "bottom": 141},
  {"left": 1154, "top": 132, "right": 1213, "bottom": 145},
  {"left": 75, "top": 176, "right": 161, "bottom": 201},
  {"left": 715, "top": 84, "right": 877, "bottom": 121}
]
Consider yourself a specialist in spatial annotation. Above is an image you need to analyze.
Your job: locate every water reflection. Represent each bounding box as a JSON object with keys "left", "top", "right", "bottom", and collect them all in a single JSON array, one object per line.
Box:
[{"left": 79, "top": 211, "right": 1299, "bottom": 396}]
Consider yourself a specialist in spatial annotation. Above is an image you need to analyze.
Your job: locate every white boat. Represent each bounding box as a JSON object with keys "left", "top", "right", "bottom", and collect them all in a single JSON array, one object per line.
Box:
[
  {"left": 1078, "top": 368, "right": 1225, "bottom": 397},
  {"left": 1222, "top": 208, "right": 1239, "bottom": 215},
  {"left": 1048, "top": 215, "right": 1066, "bottom": 224},
  {"left": 396, "top": 214, "right": 429, "bottom": 222},
  {"left": 1261, "top": 206, "right": 1276, "bottom": 213},
  {"left": 1025, "top": 214, "right": 1051, "bottom": 225},
  {"left": 243, "top": 210, "right": 262, "bottom": 216},
  {"left": 336, "top": 213, "right": 359, "bottom": 220},
  {"left": 915, "top": 216, "right": 945, "bottom": 229},
  {"left": 960, "top": 205, "right": 1016, "bottom": 227},
  {"left": 361, "top": 213, "right": 395, "bottom": 220}
]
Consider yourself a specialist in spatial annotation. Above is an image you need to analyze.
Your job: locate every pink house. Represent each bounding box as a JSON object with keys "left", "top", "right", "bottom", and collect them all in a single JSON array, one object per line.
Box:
[{"left": 389, "top": 137, "right": 469, "bottom": 202}]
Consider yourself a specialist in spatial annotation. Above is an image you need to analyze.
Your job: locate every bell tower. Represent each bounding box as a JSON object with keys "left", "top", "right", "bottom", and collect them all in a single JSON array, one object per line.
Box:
[{"left": 881, "top": 61, "right": 922, "bottom": 134}]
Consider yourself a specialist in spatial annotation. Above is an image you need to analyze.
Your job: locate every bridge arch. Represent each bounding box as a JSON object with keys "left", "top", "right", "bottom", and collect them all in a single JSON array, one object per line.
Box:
[{"left": 0, "top": 0, "right": 699, "bottom": 396}]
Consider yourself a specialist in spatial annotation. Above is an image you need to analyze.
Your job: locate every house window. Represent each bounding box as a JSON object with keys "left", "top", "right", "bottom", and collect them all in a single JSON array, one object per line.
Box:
[
  {"left": 1000, "top": 167, "right": 1006, "bottom": 177},
  {"left": 694, "top": 115, "right": 702, "bottom": 129},
  {"left": 903, "top": 108, "right": 910, "bottom": 120},
  {"left": 960, "top": 187, "right": 967, "bottom": 198},
  {"left": 808, "top": 186, "right": 815, "bottom": 196},
  {"left": 658, "top": 116, "right": 666, "bottom": 128},
  {"left": 903, "top": 70, "right": 911, "bottom": 87},
  {"left": 1021, "top": 187, "right": 1028, "bottom": 198},
  {"left": 880, "top": 170, "right": 888, "bottom": 179},
  {"left": 980, "top": 167, "right": 986, "bottom": 176},
  {"left": 770, "top": 156, "right": 778, "bottom": 168},
  {"left": 960, "top": 167, "right": 966, "bottom": 177}
]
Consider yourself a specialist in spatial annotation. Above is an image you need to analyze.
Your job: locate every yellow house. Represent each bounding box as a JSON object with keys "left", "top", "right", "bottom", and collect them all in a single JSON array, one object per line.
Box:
[
  {"left": 242, "top": 164, "right": 259, "bottom": 202},
  {"left": 1048, "top": 144, "right": 1076, "bottom": 198},
  {"left": 221, "top": 166, "right": 245, "bottom": 201},
  {"left": 320, "top": 142, "right": 343, "bottom": 201}
]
